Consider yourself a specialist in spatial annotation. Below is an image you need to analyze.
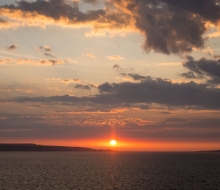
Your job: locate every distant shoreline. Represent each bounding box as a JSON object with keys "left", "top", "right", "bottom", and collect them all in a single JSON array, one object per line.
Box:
[
  {"left": 0, "top": 143, "right": 112, "bottom": 152},
  {"left": 197, "top": 150, "right": 220, "bottom": 153}
]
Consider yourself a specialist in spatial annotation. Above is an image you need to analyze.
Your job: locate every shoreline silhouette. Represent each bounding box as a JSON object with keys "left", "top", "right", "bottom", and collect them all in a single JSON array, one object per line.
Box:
[{"left": 0, "top": 143, "right": 112, "bottom": 152}]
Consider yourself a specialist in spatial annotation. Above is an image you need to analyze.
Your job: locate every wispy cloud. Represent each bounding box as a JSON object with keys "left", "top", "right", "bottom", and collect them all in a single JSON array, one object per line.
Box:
[
  {"left": 44, "top": 53, "right": 55, "bottom": 58},
  {"left": 45, "top": 78, "right": 81, "bottom": 84},
  {"left": 156, "top": 62, "right": 181, "bottom": 66},
  {"left": 107, "top": 55, "right": 124, "bottom": 60},
  {"left": 0, "top": 58, "right": 70, "bottom": 66}
]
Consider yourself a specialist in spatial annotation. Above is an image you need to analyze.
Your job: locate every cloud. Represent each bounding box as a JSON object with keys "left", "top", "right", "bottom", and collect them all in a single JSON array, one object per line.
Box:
[
  {"left": 0, "top": 86, "right": 35, "bottom": 93},
  {"left": 206, "top": 31, "right": 220, "bottom": 38},
  {"left": 62, "top": 79, "right": 81, "bottom": 84},
  {"left": 0, "top": 0, "right": 110, "bottom": 29},
  {"left": 157, "top": 62, "right": 181, "bottom": 66},
  {"left": 1, "top": 0, "right": 220, "bottom": 54},
  {"left": 160, "top": 112, "right": 172, "bottom": 115},
  {"left": 192, "top": 46, "right": 214, "bottom": 56},
  {"left": 10, "top": 76, "right": 220, "bottom": 110},
  {"left": 0, "top": 58, "right": 68, "bottom": 66},
  {"left": 0, "top": 112, "right": 220, "bottom": 142},
  {"left": 44, "top": 45, "right": 51, "bottom": 52},
  {"left": 127, "top": 73, "right": 148, "bottom": 81},
  {"left": 0, "top": 59, "right": 12, "bottom": 65},
  {"left": 96, "top": 78, "right": 220, "bottom": 110},
  {"left": 0, "top": 18, "right": 7, "bottom": 24},
  {"left": 161, "top": 0, "right": 220, "bottom": 23},
  {"left": 8, "top": 45, "right": 17, "bottom": 50},
  {"left": 45, "top": 78, "right": 81, "bottom": 84},
  {"left": 74, "top": 84, "right": 91, "bottom": 90},
  {"left": 15, "top": 88, "right": 33, "bottom": 93},
  {"left": 38, "top": 45, "right": 54, "bottom": 57},
  {"left": 181, "top": 56, "right": 220, "bottom": 84},
  {"left": 40, "top": 59, "right": 64, "bottom": 65},
  {"left": 107, "top": 55, "right": 123, "bottom": 60},
  {"left": 119, "top": 73, "right": 148, "bottom": 81},
  {"left": 180, "top": 71, "right": 199, "bottom": 79},
  {"left": 109, "top": 0, "right": 212, "bottom": 54},
  {"left": 74, "top": 83, "right": 97, "bottom": 90},
  {"left": 113, "top": 64, "right": 120, "bottom": 69},
  {"left": 82, "top": 0, "right": 98, "bottom": 5},
  {"left": 0, "top": 89, "right": 11, "bottom": 92},
  {"left": 86, "top": 53, "right": 96, "bottom": 58},
  {"left": 0, "top": 18, "right": 12, "bottom": 29},
  {"left": 44, "top": 53, "right": 55, "bottom": 57},
  {"left": 39, "top": 45, "right": 52, "bottom": 52},
  {"left": 213, "top": 55, "right": 220, "bottom": 60}
]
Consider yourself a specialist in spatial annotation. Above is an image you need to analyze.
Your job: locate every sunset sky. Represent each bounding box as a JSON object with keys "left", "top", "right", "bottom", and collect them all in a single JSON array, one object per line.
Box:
[{"left": 1, "top": 0, "right": 220, "bottom": 151}]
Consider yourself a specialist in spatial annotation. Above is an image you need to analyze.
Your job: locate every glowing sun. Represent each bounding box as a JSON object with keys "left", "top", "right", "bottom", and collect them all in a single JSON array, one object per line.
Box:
[{"left": 110, "top": 139, "right": 117, "bottom": 146}]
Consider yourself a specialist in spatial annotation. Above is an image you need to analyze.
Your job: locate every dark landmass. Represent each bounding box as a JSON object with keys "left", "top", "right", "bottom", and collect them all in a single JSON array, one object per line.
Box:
[
  {"left": 197, "top": 150, "right": 220, "bottom": 152},
  {"left": 0, "top": 144, "right": 112, "bottom": 152}
]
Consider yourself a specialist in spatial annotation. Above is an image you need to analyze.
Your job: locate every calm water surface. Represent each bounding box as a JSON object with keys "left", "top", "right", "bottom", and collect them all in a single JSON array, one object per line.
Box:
[{"left": 0, "top": 152, "right": 220, "bottom": 190}]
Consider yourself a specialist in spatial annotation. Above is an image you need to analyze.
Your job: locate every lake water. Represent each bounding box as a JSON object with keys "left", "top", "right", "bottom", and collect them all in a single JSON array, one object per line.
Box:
[{"left": 0, "top": 152, "right": 219, "bottom": 189}]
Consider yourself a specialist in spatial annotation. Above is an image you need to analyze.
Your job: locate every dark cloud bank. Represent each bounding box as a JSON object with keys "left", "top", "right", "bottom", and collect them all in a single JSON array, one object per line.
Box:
[
  {"left": 9, "top": 76, "right": 220, "bottom": 110},
  {"left": 1, "top": 0, "right": 220, "bottom": 54}
]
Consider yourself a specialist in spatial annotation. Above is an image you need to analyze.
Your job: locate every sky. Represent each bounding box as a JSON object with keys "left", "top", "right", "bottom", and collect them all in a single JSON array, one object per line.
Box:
[{"left": 0, "top": 0, "right": 220, "bottom": 151}]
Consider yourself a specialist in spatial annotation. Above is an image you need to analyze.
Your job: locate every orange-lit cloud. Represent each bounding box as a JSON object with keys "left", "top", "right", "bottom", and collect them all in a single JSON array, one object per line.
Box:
[
  {"left": 107, "top": 55, "right": 124, "bottom": 60},
  {"left": 206, "top": 30, "right": 220, "bottom": 38},
  {"left": 86, "top": 53, "right": 96, "bottom": 58},
  {"left": 45, "top": 78, "right": 81, "bottom": 84},
  {"left": 15, "top": 89, "right": 33, "bottom": 93},
  {"left": 0, "top": 89, "right": 12, "bottom": 92},
  {"left": 156, "top": 62, "right": 181, "bottom": 66},
  {"left": 2, "top": 0, "right": 220, "bottom": 54}
]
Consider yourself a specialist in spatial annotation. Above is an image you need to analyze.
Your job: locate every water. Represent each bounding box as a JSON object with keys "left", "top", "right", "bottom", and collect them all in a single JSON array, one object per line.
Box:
[{"left": 0, "top": 152, "right": 220, "bottom": 190}]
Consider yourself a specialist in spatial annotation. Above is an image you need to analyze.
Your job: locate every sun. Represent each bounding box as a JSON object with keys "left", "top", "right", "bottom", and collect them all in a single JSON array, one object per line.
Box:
[{"left": 110, "top": 139, "right": 117, "bottom": 146}]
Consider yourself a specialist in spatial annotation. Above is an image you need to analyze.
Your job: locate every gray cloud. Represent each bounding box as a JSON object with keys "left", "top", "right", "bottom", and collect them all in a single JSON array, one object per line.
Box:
[
  {"left": 97, "top": 77, "right": 220, "bottom": 109},
  {"left": 161, "top": 0, "right": 220, "bottom": 23},
  {"left": 82, "top": 0, "right": 98, "bottom": 5},
  {"left": 44, "top": 53, "right": 55, "bottom": 57},
  {"left": 113, "top": 64, "right": 120, "bottom": 69},
  {"left": 111, "top": 0, "right": 209, "bottom": 54},
  {"left": 40, "top": 59, "right": 65, "bottom": 65},
  {"left": 213, "top": 55, "right": 220, "bottom": 60},
  {"left": 180, "top": 71, "right": 199, "bottom": 79},
  {"left": 1, "top": 0, "right": 220, "bottom": 54},
  {"left": 10, "top": 76, "right": 220, "bottom": 110},
  {"left": 0, "top": 18, "right": 7, "bottom": 23},
  {"left": 119, "top": 72, "right": 149, "bottom": 81},
  {"left": 8, "top": 45, "right": 17, "bottom": 50},
  {"left": 127, "top": 73, "right": 149, "bottom": 81},
  {"left": 160, "top": 112, "right": 172, "bottom": 115},
  {"left": 75, "top": 84, "right": 91, "bottom": 90},
  {"left": 181, "top": 56, "right": 220, "bottom": 84},
  {"left": 3, "top": 0, "right": 106, "bottom": 22}
]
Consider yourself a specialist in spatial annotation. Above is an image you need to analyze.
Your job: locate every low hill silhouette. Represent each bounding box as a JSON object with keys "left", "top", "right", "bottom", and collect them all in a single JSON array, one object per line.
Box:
[{"left": 0, "top": 144, "right": 111, "bottom": 152}]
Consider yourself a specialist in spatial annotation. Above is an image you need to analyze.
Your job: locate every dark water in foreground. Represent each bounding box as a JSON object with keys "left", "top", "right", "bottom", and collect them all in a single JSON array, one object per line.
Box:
[{"left": 0, "top": 152, "right": 220, "bottom": 190}]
